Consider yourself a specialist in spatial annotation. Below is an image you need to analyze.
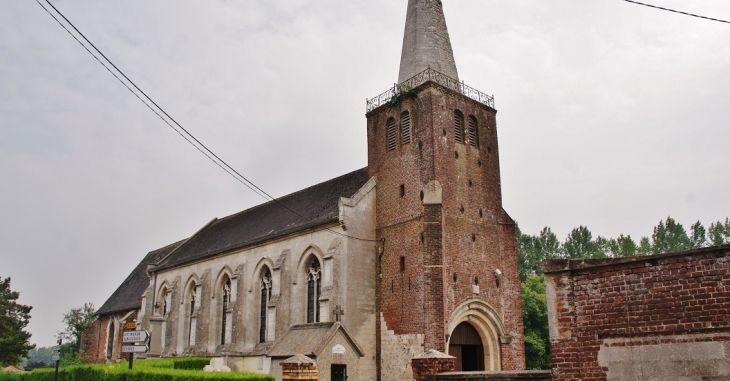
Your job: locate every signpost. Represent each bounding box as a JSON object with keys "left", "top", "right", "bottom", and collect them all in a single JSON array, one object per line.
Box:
[
  {"left": 121, "top": 345, "right": 149, "bottom": 353},
  {"left": 121, "top": 323, "right": 149, "bottom": 370},
  {"left": 52, "top": 339, "right": 61, "bottom": 381}
]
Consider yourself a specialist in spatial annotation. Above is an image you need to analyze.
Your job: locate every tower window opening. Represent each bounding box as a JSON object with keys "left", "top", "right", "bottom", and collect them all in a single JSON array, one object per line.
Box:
[
  {"left": 400, "top": 184, "right": 405, "bottom": 198},
  {"left": 468, "top": 115, "right": 479, "bottom": 147},
  {"left": 399, "top": 256, "right": 406, "bottom": 272},
  {"left": 454, "top": 110, "right": 465, "bottom": 144},
  {"left": 387, "top": 118, "right": 397, "bottom": 151},
  {"left": 401, "top": 111, "right": 411, "bottom": 145}
]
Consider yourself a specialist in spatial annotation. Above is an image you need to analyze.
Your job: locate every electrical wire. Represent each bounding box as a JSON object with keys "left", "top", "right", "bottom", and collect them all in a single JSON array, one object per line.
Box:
[
  {"left": 621, "top": 0, "right": 730, "bottom": 24},
  {"left": 37, "top": 0, "right": 381, "bottom": 243}
]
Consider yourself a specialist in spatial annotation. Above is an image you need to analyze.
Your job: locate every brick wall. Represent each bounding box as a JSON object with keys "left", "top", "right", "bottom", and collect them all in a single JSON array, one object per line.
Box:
[
  {"left": 368, "top": 81, "right": 525, "bottom": 377},
  {"left": 544, "top": 245, "right": 730, "bottom": 381}
]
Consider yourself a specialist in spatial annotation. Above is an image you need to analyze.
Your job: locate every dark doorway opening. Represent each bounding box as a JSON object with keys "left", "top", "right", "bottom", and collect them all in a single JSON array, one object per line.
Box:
[
  {"left": 332, "top": 364, "right": 347, "bottom": 381},
  {"left": 448, "top": 322, "right": 485, "bottom": 371}
]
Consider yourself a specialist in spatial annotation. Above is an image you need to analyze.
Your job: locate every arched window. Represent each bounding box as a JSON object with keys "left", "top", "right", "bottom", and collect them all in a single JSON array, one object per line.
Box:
[
  {"left": 401, "top": 111, "right": 411, "bottom": 145},
  {"left": 454, "top": 110, "right": 465, "bottom": 144},
  {"left": 220, "top": 278, "right": 231, "bottom": 345},
  {"left": 106, "top": 320, "right": 115, "bottom": 360},
  {"left": 386, "top": 117, "right": 397, "bottom": 151},
  {"left": 162, "top": 290, "right": 169, "bottom": 317},
  {"left": 188, "top": 285, "right": 196, "bottom": 346},
  {"left": 468, "top": 115, "right": 478, "bottom": 147},
  {"left": 306, "top": 258, "right": 322, "bottom": 323},
  {"left": 260, "top": 268, "right": 272, "bottom": 343}
]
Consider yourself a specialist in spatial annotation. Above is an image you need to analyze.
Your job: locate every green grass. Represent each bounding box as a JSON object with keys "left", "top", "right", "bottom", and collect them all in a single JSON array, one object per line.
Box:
[{"left": 0, "top": 358, "right": 274, "bottom": 381}]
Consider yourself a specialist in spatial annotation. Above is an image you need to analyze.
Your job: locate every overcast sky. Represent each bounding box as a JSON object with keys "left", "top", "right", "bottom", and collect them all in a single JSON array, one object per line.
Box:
[{"left": 1, "top": 0, "right": 728, "bottom": 348}]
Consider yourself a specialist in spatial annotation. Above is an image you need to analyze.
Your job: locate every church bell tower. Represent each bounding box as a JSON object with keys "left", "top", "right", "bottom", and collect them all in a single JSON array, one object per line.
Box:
[{"left": 367, "top": 0, "right": 525, "bottom": 378}]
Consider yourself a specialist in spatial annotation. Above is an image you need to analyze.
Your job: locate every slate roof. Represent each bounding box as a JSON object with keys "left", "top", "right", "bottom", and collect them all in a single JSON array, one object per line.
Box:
[
  {"left": 96, "top": 240, "right": 184, "bottom": 316},
  {"left": 154, "top": 168, "right": 369, "bottom": 271},
  {"left": 267, "top": 322, "right": 364, "bottom": 358}
]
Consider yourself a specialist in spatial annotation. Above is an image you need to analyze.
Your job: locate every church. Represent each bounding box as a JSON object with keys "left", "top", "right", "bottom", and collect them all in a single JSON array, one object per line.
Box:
[{"left": 81, "top": 1, "right": 526, "bottom": 380}]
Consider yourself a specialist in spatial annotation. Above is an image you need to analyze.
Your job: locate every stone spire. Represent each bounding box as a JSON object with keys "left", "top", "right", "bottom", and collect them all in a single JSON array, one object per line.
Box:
[{"left": 398, "top": 0, "right": 459, "bottom": 83}]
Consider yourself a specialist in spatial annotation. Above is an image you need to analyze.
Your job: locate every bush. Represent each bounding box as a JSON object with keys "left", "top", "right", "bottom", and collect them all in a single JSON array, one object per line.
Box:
[
  {"left": 173, "top": 358, "right": 211, "bottom": 370},
  {"left": 7, "top": 361, "right": 274, "bottom": 381}
]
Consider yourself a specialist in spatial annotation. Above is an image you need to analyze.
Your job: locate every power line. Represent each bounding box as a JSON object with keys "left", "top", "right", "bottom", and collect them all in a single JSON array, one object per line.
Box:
[
  {"left": 37, "top": 0, "right": 380, "bottom": 243},
  {"left": 621, "top": 0, "right": 730, "bottom": 24}
]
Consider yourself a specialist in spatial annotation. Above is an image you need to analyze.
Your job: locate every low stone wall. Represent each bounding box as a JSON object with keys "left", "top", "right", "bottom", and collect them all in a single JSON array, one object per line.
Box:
[{"left": 434, "top": 371, "right": 552, "bottom": 381}]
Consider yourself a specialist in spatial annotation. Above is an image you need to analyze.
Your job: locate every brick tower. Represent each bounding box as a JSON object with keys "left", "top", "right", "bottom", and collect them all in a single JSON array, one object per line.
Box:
[{"left": 367, "top": 1, "right": 525, "bottom": 379}]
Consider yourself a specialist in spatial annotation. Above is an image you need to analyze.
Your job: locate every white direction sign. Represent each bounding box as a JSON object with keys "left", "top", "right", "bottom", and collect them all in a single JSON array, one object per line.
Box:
[
  {"left": 121, "top": 345, "right": 149, "bottom": 354},
  {"left": 122, "top": 330, "right": 150, "bottom": 343},
  {"left": 51, "top": 354, "right": 60, "bottom": 361},
  {"left": 50, "top": 345, "right": 61, "bottom": 352}
]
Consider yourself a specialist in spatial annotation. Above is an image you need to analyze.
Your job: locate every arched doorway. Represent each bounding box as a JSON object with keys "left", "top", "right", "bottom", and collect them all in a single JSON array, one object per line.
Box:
[{"left": 448, "top": 322, "right": 485, "bottom": 371}]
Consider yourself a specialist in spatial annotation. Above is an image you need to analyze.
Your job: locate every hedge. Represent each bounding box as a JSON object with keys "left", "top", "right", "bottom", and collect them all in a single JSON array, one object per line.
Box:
[{"left": 0, "top": 358, "right": 274, "bottom": 381}]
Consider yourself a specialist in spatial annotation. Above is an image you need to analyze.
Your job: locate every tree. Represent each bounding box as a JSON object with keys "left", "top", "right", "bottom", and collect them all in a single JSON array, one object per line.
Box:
[
  {"left": 536, "top": 227, "right": 561, "bottom": 261},
  {"left": 708, "top": 219, "right": 730, "bottom": 246},
  {"left": 0, "top": 277, "right": 35, "bottom": 366},
  {"left": 516, "top": 224, "right": 541, "bottom": 281},
  {"left": 651, "top": 216, "right": 691, "bottom": 254},
  {"left": 58, "top": 303, "right": 96, "bottom": 352},
  {"left": 637, "top": 237, "right": 652, "bottom": 256},
  {"left": 522, "top": 275, "right": 550, "bottom": 370},
  {"left": 614, "top": 234, "right": 638, "bottom": 257},
  {"left": 562, "top": 226, "right": 603, "bottom": 259},
  {"left": 690, "top": 221, "right": 707, "bottom": 248}
]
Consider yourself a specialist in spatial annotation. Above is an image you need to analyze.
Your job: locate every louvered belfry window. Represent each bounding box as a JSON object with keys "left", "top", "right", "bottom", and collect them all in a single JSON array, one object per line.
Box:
[
  {"left": 401, "top": 111, "right": 411, "bottom": 145},
  {"left": 468, "top": 115, "right": 478, "bottom": 147},
  {"left": 454, "top": 110, "right": 465, "bottom": 144},
  {"left": 387, "top": 117, "right": 397, "bottom": 151}
]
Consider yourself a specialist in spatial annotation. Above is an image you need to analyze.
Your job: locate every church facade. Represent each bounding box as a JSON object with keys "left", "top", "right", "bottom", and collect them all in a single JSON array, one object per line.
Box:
[{"left": 83, "top": 1, "right": 526, "bottom": 380}]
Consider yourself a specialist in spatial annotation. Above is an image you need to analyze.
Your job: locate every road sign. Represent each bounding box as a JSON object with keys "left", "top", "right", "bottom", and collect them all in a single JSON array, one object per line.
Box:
[
  {"left": 126, "top": 322, "right": 137, "bottom": 329},
  {"left": 121, "top": 345, "right": 149, "bottom": 353},
  {"left": 51, "top": 346, "right": 61, "bottom": 352},
  {"left": 51, "top": 354, "right": 60, "bottom": 361},
  {"left": 122, "top": 330, "right": 150, "bottom": 343}
]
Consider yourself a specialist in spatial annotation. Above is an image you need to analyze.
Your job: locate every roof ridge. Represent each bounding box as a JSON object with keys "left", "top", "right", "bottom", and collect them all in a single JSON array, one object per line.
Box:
[{"left": 215, "top": 167, "right": 367, "bottom": 223}]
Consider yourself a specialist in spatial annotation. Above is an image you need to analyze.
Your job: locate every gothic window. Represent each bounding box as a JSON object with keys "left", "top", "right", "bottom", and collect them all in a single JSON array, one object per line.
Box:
[
  {"left": 307, "top": 258, "right": 322, "bottom": 323},
  {"left": 106, "top": 320, "right": 115, "bottom": 360},
  {"left": 468, "top": 115, "right": 478, "bottom": 147},
  {"left": 188, "top": 285, "right": 196, "bottom": 346},
  {"left": 162, "top": 289, "right": 169, "bottom": 317},
  {"left": 401, "top": 111, "right": 411, "bottom": 145},
  {"left": 454, "top": 110, "right": 465, "bottom": 144},
  {"left": 386, "top": 117, "right": 397, "bottom": 151},
  {"left": 260, "top": 268, "right": 272, "bottom": 343},
  {"left": 220, "top": 278, "right": 231, "bottom": 345}
]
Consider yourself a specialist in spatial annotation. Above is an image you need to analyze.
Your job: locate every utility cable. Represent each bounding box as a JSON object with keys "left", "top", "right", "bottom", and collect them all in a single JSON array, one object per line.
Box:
[
  {"left": 621, "top": 0, "right": 730, "bottom": 24},
  {"left": 37, "top": 0, "right": 381, "bottom": 243}
]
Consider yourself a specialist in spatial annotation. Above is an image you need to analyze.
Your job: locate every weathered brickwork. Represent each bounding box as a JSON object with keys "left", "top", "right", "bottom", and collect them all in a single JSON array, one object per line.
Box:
[
  {"left": 544, "top": 245, "right": 730, "bottom": 381},
  {"left": 368, "top": 81, "right": 525, "bottom": 379},
  {"left": 83, "top": 312, "right": 138, "bottom": 364}
]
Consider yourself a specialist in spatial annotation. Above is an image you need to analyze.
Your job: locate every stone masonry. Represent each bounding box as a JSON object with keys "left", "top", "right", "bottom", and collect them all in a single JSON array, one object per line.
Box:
[{"left": 399, "top": 0, "right": 459, "bottom": 83}]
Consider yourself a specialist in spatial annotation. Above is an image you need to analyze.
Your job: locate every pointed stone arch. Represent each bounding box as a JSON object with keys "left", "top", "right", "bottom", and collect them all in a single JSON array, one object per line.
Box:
[
  {"left": 178, "top": 274, "right": 200, "bottom": 352},
  {"left": 297, "top": 247, "right": 325, "bottom": 324},
  {"left": 210, "top": 267, "right": 235, "bottom": 349},
  {"left": 445, "top": 299, "right": 506, "bottom": 371}
]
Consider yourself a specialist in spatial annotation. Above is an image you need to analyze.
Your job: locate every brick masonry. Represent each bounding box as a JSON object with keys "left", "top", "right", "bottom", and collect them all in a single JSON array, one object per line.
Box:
[
  {"left": 368, "top": 81, "right": 525, "bottom": 380},
  {"left": 543, "top": 245, "right": 730, "bottom": 381}
]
